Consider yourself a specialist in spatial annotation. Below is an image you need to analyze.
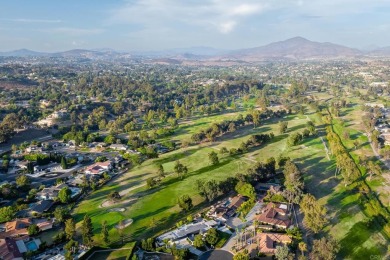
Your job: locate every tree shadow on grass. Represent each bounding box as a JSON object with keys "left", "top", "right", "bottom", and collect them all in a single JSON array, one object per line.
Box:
[
  {"left": 297, "top": 154, "right": 338, "bottom": 200},
  {"left": 215, "top": 125, "right": 272, "bottom": 142},
  {"left": 152, "top": 146, "right": 201, "bottom": 165},
  {"left": 130, "top": 158, "right": 236, "bottom": 199},
  {"left": 287, "top": 124, "right": 306, "bottom": 133},
  {"left": 111, "top": 172, "right": 150, "bottom": 185},
  {"left": 338, "top": 215, "right": 385, "bottom": 258}
]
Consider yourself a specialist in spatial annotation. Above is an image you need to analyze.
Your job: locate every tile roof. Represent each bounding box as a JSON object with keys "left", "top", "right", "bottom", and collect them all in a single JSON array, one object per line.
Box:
[{"left": 256, "top": 203, "right": 291, "bottom": 228}]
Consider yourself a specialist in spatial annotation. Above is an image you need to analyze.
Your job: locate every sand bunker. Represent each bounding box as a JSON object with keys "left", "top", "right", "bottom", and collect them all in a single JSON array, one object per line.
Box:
[
  {"left": 100, "top": 198, "right": 138, "bottom": 208},
  {"left": 115, "top": 219, "right": 133, "bottom": 229},
  {"left": 108, "top": 208, "right": 126, "bottom": 212}
]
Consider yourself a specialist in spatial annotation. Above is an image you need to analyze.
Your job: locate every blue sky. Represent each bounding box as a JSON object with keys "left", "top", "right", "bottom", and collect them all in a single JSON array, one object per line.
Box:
[{"left": 0, "top": 0, "right": 389, "bottom": 51}]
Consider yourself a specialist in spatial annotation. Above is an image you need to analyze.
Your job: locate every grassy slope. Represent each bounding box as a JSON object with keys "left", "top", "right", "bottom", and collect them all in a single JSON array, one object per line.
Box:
[
  {"left": 309, "top": 96, "right": 389, "bottom": 259},
  {"left": 73, "top": 112, "right": 317, "bottom": 242},
  {"left": 73, "top": 97, "right": 390, "bottom": 258}
]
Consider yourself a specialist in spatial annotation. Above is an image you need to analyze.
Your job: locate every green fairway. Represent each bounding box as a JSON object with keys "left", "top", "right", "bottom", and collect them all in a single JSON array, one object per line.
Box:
[
  {"left": 73, "top": 111, "right": 316, "bottom": 242},
  {"left": 73, "top": 101, "right": 390, "bottom": 258}
]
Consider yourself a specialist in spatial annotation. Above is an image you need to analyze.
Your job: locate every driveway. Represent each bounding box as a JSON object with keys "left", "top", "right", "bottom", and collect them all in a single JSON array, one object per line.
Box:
[{"left": 245, "top": 201, "right": 264, "bottom": 221}]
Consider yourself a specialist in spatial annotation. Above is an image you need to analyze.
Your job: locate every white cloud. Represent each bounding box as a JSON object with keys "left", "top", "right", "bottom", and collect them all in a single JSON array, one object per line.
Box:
[
  {"left": 108, "top": 0, "right": 267, "bottom": 34},
  {"left": 229, "top": 4, "right": 264, "bottom": 16},
  {"left": 218, "top": 21, "right": 237, "bottom": 34}
]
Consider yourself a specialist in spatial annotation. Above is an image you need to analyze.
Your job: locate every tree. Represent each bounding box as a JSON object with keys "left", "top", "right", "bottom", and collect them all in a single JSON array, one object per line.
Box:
[
  {"left": 58, "top": 187, "right": 72, "bottom": 203},
  {"left": 157, "top": 164, "right": 165, "bottom": 178},
  {"left": 283, "top": 160, "right": 304, "bottom": 204},
  {"left": 342, "top": 130, "right": 350, "bottom": 140},
  {"left": 54, "top": 206, "right": 69, "bottom": 223},
  {"left": 367, "top": 161, "right": 381, "bottom": 181},
  {"left": 228, "top": 122, "right": 236, "bottom": 132},
  {"left": 101, "top": 220, "right": 109, "bottom": 245},
  {"left": 0, "top": 206, "right": 15, "bottom": 222},
  {"left": 146, "top": 177, "right": 160, "bottom": 188},
  {"left": 353, "top": 139, "right": 360, "bottom": 150},
  {"left": 311, "top": 237, "right": 339, "bottom": 260},
  {"left": 300, "top": 194, "right": 328, "bottom": 233},
  {"left": 204, "top": 180, "right": 219, "bottom": 201},
  {"left": 16, "top": 174, "right": 30, "bottom": 189},
  {"left": 82, "top": 215, "right": 94, "bottom": 246},
  {"left": 205, "top": 228, "right": 219, "bottom": 246},
  {"left": 306, "top": 121, "right": 316, "bottom": 135},
  {"left": 275, "top": 245, "right": 289, "bottom": 260},
  {"left": 141, "top": 238, "right": 154, "bottom": 251},
  {"left": 298, "top": 241, "right": 307, "bottom": 256},
  {"left": 233, "top": 250, "right": 250, "bottom": 260},
  {"left": 287, "top": 132, "right": 302, "bottom": 147},
  {"left": 150, "top": 217, "right": 158, "bottom": 232},
  {"left": 65, "top": 251, "right": 73, "bottom": 260},
  {"left": 279, "top": 121, "right": 288, "bottom": 134},
  {"left": 27, "top": 224, "right": 40, "bottom": 236},
  {"left": 177, "top": 194, "right": 193, "bottom": 211},
  {"left": 193, "top": 234, "right": 204, "bottom": 248},
  {"left": 65, "top": 219, "right": 76, "bottom": 240},
  {"left": 108, "top": 191, "right": 121, "bottom": 202},
  {"left": 235, "top": 181, "right": 256, "bottom": 200},
  {"left": 252, "top": 110, "right": 261, "bottom": 128},
  {"left": 64, "top": 239, "right": 79, "bottom": 254},
  {"left": 61, "top": 156, "right": 68, "bottom": 169},
  {"left": 220, "top": 147, "right": 228, "bottom": 155},
  {"left": 208, "top": 151, "right": 219, "bottom": 165},
  {"left": 174, "top": 161, "right": 188, "bottom": 179}
]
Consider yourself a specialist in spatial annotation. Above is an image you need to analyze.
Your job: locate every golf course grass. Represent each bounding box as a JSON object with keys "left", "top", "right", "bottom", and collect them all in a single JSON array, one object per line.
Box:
[{"left": 73, "top": 96, "right": 390, "bottom": 258}]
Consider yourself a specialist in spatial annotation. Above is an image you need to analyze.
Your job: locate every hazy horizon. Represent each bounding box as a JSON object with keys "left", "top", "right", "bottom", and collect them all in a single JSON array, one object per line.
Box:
[{"left": 1, "top": 0, "right": 390, "bottom": 52}]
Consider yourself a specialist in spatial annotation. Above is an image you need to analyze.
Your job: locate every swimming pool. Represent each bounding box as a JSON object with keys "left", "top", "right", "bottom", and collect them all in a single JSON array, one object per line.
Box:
[{"left": 26, "top": 241, "right": 38, "bottom": 251}]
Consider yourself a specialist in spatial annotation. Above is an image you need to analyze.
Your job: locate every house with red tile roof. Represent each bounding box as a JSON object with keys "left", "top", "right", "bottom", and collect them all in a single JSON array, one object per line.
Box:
[
  {"left": 0, "top": 218, "right": 53, "bottom": 239},
  {"left": 85, "top": 161, "right": 112, "bottom": 175},
  {"left": 0, "top": 237, "right": 24, "bottom": 260},
  {"left": 255, "top": 202, "right": 291, "bottom": 229},
  {"left": 248, "top": 232, "right": 292, "bottom": 256}
]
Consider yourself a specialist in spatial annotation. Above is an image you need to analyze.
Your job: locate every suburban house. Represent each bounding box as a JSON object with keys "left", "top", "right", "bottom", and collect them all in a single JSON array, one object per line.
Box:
[
  {"left": 255, "top": 183, "right": 282, "bottom": 194},
  {"left": 0, "top": 237, "right": 24, "bottom": 260},
  {"left": 256, "top": 203, "right": 291, "bottom": 229},
  {"left": 25, "top": 145, "right": 42, "bottom": 153},
  {"left": 84, "top": 161, "right": 112, "bottom": 175},
  {"left": 249, "top": 232, "right": 292, "bottom": 256},
  {"left": 109, "top": 144, "right": 128, "bottom": 151},
  {"left": 156, "top": 220, "right": 218, "bottom": 246},
  {"left": 0, "top": 218, "right": 53, "bottom": 238},
  {"left": 28, "top": 200, "right": 55, "bottom": 215},
  {"left": 36, "top": 183, "right": 81, "bottom": 201},
  {"left": 207, "top": 195, "right": 247, "bottom": 221},
  {"left": 14, "top": 160, "right": 29, "bottom": 170},
  {"left": 36, "top": 183, "right": 67, "bottom": 200}
]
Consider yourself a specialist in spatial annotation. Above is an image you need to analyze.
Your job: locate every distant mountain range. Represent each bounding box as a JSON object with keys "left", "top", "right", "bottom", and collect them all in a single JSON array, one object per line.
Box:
[
  {"left": 225, "top": 36, "right": 362, "bottom": 61},
  {"left": 1, "top": 37, "right": 389, "bottom": 61}
]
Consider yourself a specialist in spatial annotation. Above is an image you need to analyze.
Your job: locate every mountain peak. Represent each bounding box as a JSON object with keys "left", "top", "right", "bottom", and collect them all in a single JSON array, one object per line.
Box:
[
  {"left": 284, "top": 36, "right": 311, "bottom": 43},
  {"left": 227, "top": 36, "right": 362, "bottom": 61}
]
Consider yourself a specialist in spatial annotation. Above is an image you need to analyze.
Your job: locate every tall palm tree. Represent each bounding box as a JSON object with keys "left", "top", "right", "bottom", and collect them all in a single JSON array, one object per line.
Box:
[{"left": 298, "top": 241, "right": 307, "bottom": 256}]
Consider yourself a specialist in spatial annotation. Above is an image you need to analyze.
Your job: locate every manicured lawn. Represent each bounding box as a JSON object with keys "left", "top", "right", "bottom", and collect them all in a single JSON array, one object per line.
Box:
[
  {"left": 215, "top": 231, "right": 232, "bottom": 248},
  {"left": 73, "top": 96, "right": 390, "bottom": 258},
  {"left": 90, "top": 249, "right": 129, "bottom": 260},
  {"left": 38, "top": 229, "right": 61, "bottom": 246},
  {"left": 304, "top": 97, "right": 390, "bottom": 258},
  {"left": 73, "top": 111, "right": 315, "bottom": 243}
]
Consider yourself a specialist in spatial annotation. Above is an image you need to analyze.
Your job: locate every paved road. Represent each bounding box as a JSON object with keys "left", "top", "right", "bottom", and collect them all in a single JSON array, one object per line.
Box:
[{"left": 199, "top": 250, "right": 233, "bottom": 260}]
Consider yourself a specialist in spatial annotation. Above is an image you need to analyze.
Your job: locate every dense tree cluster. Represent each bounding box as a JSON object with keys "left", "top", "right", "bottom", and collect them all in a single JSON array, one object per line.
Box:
[{"left": 326, "top": 126, "right": 361, "bottom": 186}]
